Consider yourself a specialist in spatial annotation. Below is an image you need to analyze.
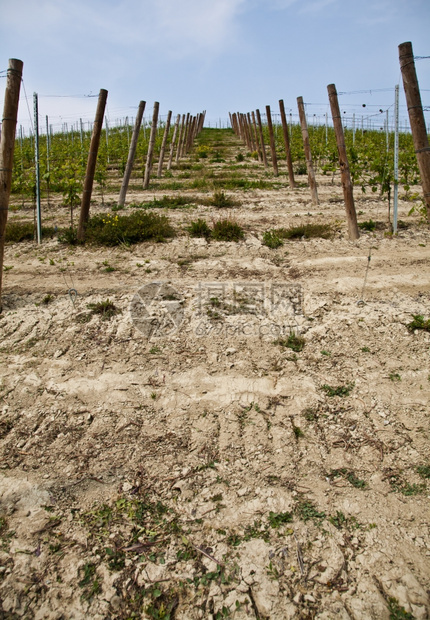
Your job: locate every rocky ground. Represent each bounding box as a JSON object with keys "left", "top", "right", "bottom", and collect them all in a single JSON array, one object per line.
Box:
[{"left": 0, "top": 129, "right": 430, "bottom": 619}]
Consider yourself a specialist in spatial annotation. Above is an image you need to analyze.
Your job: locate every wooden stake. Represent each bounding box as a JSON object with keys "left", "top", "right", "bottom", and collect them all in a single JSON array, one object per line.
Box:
[
  {"left": 118, "top": 100, "right": 145, "bottom": 206},
  {"left": 327, "top": 84, "right": 359, "bottom": 240},
  {"left": 157, "top": 110, "right": 172, "bottom": 177},
  {"left": 297, "top": 96, "right": 319, "bottom": 205},
  {"left": 176, "top": 114, "right": 186, "bottom": 164},
  {"left": 279, "top": 99, "right": 296, "bottom": 188},
  {"left": 77, "top": 88, "right": 108, "bottom": 241},
  {"left": 256, "top": 109, "right": 268, "bottom": 168},
  {"left": 251, "top": 112, "right": 262, "bottom": 162},
  {"left": 167, "top": 114, "right": 180, "bottom": 171},
  {"left": 399, "top": 41, "right": 430, "bottom": 224},
  {"left": 143, "top": 101, "right": 159, "bottom": 190},
  {"left": 266, "top": 105, "right": 279, "bottom": 176},
  {"left": 0, "top": 58, "right": 23, "bottom": 310},
  {"left": 180, "top": 113, "right": 190, "bottom": 158}
]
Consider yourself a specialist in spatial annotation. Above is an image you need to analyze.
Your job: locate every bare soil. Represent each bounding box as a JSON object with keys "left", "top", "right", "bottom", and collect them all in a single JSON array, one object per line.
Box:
[{"left": 1, "top": 131, "right": 430, "bottom": 619}]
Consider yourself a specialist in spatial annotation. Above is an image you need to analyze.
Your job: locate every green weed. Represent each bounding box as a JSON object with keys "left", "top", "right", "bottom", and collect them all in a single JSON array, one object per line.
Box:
[
  {"left": 387, "top": 596, "right": 415, "bottom": 619},
  {"left": 87, "top": 299, "right": 120, "bottom": 320},
  {"left": 187, "top": 219, "right": 211, "bottom": 239},
  {"left": 85, "top": 211, "right": 175, "bottom": 246},
  {"left": 262, "top": 230, "right": 283, "bottom": 249},
  {"left": 417, "top": 465, "right": 430, "bottom": 479},
  {"left": 295, "top": 499, "right": 326, "bottom": 523},
  {"left": 358, "top": 219, "right": 376, "bottom": 231},
  {"left": 407, "top": 315, "right": 430, "bottom": 332},
  {"left": 273, "top": 223, "right": 333, "bottom": 240},
  {"left": 274, "top": 333, "right": 305, "bottom": 352},
  {"left": 268, "top": 511, "right": 293, "bottom": 528},
  {"left": 211, "top": 219, "right": 244, "bottom": 242},
  {"left": 321, "top": 382, "right": 354, "bottom": 397},
  {"left": 210, "top": 190, "right": 238, "bottom": 208},
  {"left": 329, "top": 468, "right": 367, "bottom": 489}
]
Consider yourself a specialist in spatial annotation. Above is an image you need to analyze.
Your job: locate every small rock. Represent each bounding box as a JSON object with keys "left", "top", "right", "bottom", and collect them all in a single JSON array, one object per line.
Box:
[
  {"left": 122, "top": 482, "right": 133, "bottom": 492},
  {"left": 110, "top": 595, "right": 121, "bottom": 611}
]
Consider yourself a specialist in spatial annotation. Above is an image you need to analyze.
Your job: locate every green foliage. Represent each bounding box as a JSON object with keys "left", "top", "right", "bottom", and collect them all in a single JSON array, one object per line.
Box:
[
  {"left": 87, "top": 299, "right": 120, "bottom": 320},
  {"left": 274, "top": 333, "right": 305, "bottom": 352},
  {"left": 58, "top": 227, "right": 79, "bottom": 245},
  {"left": 274, "top": 223, "right": 333, "bottom": 240},
  {"left": 293, "top": 425, "right": 304, "bottom": 439},
  {"left": 329, "top": 468, "right": 367, "bottom": 489},
  {"left": 268, "top": 511, "right": 293, "bottom": 528},
  {"left": 85, "top": 211, "right": 175, "bottom": 246},
  {"left": 137, "top": 195, "right": 195, "bottom": 209},
  {"left": 262, "top": 230, "right": 283, "bottom": 249},
  {"left": 321, "top": 382, "right": 354, "bottom": 397},
  {"left": 295, "top": 499, "right": 326, "bottom": 523},
  {"left": 407, "top": 315, "right": 430, "bottom": 332},
  {"left": 387, "top": 596, "right": 415, "bottom": 619},
  {"left": 358, "top": 219, "right": 376, "bottom": 231},
  {"left": 417, "top": 465, "right": 430, "bottom": 479},
  {"left": 211, "top": 219, "right": 244, "bottom": 242},
  {"left": 5, "top": 221, "right": 57, "bottom": 243},
  {"left": 210, "top": 190, "right": 238, "bottom": 208},
  {"left": 187, "top": 219, "right": 211, "bottom": 239}
]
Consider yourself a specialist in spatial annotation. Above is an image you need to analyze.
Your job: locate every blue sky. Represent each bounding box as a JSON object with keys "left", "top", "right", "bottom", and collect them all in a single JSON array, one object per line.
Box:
[{"left": 1, "top": 0, "right": 429, "bottom": 133}]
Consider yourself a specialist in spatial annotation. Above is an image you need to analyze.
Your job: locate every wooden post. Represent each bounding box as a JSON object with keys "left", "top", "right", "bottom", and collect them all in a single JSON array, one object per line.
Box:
[
  {"left": 251, "top": 112, "right": 262, "bottom": 162},
  {"left": 167, "top": 114, "right": 180, "bottom": 171},
  {"left": 266, "top": 105, "right": 279, "bottom": 176},
  {"left": 143, "top": 101, "right": 159, "bottom": 190},
  {"left": 157, "top": 110, "right": 172, "bottom": 177},
  {"left": 181, "top": 113, "right": 190, "bottom": 157},
  {"left": 77, "top": 88, "right": 108, "bottom": 241},
  {"left": 279, "top": 99, "right": 296, "bottom": 188},
  {"left": 246, "top": 113, "right": 256, "bottom": 152},
  {"left": 118, "top": 100, "right": 145, "bottom": 206},
  {"left": 176, "top": 114, "right": 186, "bottom": 163},
  {"left": 327, "top": 84, "right": 359, "bottom": 240},
  {"left": 399, "top": 41, "right": 430, "bottom": 224},
  {"left": 0, "top": 58, "right": 23, "bottom": 310},
  {"left": 256, "top": 109, "right": 268, "bottom": 168},
  {"left": 186, "top": 116, "right": 196, "bottom": 153},
  {"left": 297, "top": 96, "right": 319, "bottom": 206}
]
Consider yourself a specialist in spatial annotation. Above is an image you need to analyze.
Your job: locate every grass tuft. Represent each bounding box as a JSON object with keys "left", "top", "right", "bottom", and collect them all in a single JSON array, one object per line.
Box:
[{"left": 211, "top": 218, "right": 244, "bottom": 242}]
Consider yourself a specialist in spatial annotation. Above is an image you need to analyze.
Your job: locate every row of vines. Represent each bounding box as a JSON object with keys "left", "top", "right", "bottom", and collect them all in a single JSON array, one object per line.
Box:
[{"left": 11, "top": 116, "right": 422, "bottom": 209}]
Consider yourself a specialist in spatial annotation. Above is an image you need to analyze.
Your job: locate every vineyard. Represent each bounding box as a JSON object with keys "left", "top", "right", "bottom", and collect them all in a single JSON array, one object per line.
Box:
[{"left": 0, "top": 49, "right": 430, "bottom": 619}]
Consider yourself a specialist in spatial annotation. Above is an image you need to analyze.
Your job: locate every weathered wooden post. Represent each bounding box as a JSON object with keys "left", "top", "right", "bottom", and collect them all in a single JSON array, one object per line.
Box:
[
  {"left": 251, "top": 111, "right": 262, "bottom": 162},
  {"left": 399, "top": 41, "right": 430, "bottom": 224},
  {"left": 256, "top": 109, "right": 268, "bottom": 168},
  {"left": 246, "top": 112, "right": 256, "bottom": 152},
  {"left": 176, "top": 114, "right": 186, "bottom": 164},
  {"left": 327, "top": 84, "right": 359, "bottom": 240},
  {"left": 297, "top": 96, "right": 319, "bottom": 206},
  {"left": 118, "top": 100, "right": 145, "bottom": 206},
  {"left": 157, "top": 110, "right": 172, "bottom": 177},
  {"left": 279, "top": 99, "right": 296, "bottom": 188},
  {"left": 266, "top": 105, "right": 279, "bottom": 176},
  {"left": 186, "top": 116, "right": 196, "bottom": 153},
  {"left": 0, "top": 58, "right": 23, "bottom": 310},
  {"left": 167, "top": 114, "right": 180, "bottom": 171},
  {"left": 180, "top": 113, "right": 190, "bottom": 158},
  {"left": 77, "top": 88, "right": 108, "bottom": 241},
  {"left": 243, "top": 114, "right": 254, "bottom": 151},
  {"left": 143, "top": 101, "right": 159, "bottom": 190}
]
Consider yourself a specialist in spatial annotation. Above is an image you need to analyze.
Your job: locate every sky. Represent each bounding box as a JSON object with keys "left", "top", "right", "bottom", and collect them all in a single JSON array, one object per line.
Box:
[{"left": 0, "top": 0, "right": 429, "bottom": 133}]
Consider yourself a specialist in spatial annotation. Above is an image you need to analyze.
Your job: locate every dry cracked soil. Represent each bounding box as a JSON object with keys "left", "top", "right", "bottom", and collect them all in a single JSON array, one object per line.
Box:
[{"left": 0, "top": 129, "right": 430, "bottom": 619}]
